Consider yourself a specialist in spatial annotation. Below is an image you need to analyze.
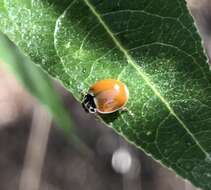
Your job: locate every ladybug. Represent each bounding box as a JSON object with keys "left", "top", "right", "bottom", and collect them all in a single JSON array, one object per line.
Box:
[{"left": 82, "top": 79, "right": 129, "bottom": 114}]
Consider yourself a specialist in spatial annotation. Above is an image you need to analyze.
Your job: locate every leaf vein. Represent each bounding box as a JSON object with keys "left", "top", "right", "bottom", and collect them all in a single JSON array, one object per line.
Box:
[{"left": 82, "top": 0, "right": 211, "bottom": 160}]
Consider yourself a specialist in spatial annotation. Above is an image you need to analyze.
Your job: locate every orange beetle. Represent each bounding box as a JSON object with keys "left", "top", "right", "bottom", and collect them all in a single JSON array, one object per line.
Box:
[{"left": 82, "top": 79, "right": 129, "bottom": 114}]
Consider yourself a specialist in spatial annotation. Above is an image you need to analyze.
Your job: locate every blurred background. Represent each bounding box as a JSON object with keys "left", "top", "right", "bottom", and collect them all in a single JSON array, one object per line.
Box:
[{"left": 0, "top": 0, "right": 210, "bottom": 190}]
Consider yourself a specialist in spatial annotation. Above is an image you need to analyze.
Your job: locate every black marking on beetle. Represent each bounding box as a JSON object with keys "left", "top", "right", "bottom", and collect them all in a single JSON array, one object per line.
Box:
[{"left": 82, "top": 93, "right": 97, "bottom": 113}]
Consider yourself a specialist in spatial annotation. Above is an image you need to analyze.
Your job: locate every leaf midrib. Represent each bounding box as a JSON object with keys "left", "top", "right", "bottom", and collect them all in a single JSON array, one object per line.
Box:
[
  {"left": 82, "top": 0, "right": 210, "bottom": 159},
  {"left": 3, "top": 0, "right": 209, "bottom": 160}
]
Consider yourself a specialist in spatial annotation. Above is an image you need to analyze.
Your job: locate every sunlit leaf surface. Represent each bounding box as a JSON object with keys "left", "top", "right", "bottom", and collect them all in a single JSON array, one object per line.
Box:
[{"left": 1, "top": 0, "right": 211, "bottom": 189}]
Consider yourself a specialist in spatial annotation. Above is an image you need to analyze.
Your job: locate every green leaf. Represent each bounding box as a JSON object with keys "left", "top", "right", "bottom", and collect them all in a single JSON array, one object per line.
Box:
[
  {"left": 1, "top": 0, "right": 211, "bottom": 189},
  {"left": 0, "top": 32, "right": 74, "bottom": 135}
]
